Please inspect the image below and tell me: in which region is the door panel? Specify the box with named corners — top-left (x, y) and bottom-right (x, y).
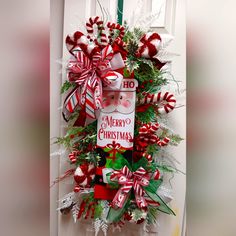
top-left (53, 0), bottom-right (186, 235)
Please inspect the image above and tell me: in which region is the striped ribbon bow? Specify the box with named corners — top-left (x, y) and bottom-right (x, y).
top-left (64, 45), bottom-right (123, 119)
top-left (110, 166), bottom-right (150, 209)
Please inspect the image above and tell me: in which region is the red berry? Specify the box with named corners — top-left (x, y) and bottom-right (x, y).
top-left (70, 135), bottom-right (75, 139)
top-left (141, 85), bottom-right (145, 89)
top-left (149, 79), bottom-right (153, 83)
top-left (124, 212), bottom-right (132, 221)
top-left (137, 218), bottom-right (145, 224)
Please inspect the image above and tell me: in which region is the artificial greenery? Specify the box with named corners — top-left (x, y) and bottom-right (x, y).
top-left (61, 80), bottom-right (76, 94)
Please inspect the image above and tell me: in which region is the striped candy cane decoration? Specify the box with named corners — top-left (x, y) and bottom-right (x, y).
top-left (68, 151), bottom-right (80, 164)
top-left (139, 123), bottom-right (160, 144)
top-left (149, 123), bottom-right (160, 132)
top-left (86, 16), bottom-right (107, 47)
top-left (142, 152), bottom-right (152, 163)
top-left (107, 22), bottom-right (125, 44)
top-left (138, 92), bottom-right (176, 114)
top-left (74, 185), bottom-right (81, 192)
top-left (138, 122), bottom-right (171, 148)
top-left (157, 137), bottom-right (170, 147)
top-left (153, 169), bottom-right (160, 180)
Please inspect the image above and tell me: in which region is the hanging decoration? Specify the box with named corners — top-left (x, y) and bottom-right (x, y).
top-left (54, 13), bottom-right (183, 235)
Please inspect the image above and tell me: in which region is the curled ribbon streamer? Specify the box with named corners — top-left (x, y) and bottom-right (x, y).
top-left (110, 166), bottom-right (151, 209)
top-left (64, 44), bottom-right (123, 119)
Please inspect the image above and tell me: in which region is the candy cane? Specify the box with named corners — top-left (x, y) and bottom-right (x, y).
top-left (153, 169), bottom-right (160, 180)
top-left (74, 185), bottom-right (81, 192)
top-left (68, 151), bottom-right (80, 164)
top-left (86, 16), bottom-right (107, 47)
top-left (138, 92), bottom-right (176, 114)
top-left (138, 122), bottom-right (171, 148)
top-left (157, 137), bottom-right (170, 147)
top-left (142, 152), bottom-right (152, 163)
top-left (107, 22), bottom-right (125, 45)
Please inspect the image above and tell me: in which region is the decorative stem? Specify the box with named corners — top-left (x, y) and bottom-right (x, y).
top-left (117, 0), bottom-right (124, 25)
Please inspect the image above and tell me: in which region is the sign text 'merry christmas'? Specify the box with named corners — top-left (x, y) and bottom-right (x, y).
top-left (98, 115), bottom-right (133, 142)
top-left (101, 115), bottom-right (131, 129)
top-left (97, 129), bottom-right (132, 141)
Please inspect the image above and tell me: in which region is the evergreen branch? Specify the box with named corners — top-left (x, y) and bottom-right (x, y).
top-left (61, 81), bottom-right (76, 94)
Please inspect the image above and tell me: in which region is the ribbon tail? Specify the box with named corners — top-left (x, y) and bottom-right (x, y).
top-left (110, 52), bottom-right (125, 70)
top-left (112, 188), bottom-right (130, 209)
top-left (84, 84), bottom-right (96, 119)
top-left (135, 194), bottom-right (148, 209)
top-left (63, 87), bottom-right (80, 121)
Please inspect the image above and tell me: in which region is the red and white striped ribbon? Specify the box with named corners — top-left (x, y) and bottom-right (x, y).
top-left (110, 166), bottom-right (151, 209)
top-left (86, 16), bottom-right (107, 47)
top-left (138, 92), bottom-right (176, 114)
top-left (64, 45), bottom-right (123, 119)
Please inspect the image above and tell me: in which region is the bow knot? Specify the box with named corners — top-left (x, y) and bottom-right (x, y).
top-left (64, 45), bottom-right (124, 120)
top-left (110, 166), bottom-right (150, 209)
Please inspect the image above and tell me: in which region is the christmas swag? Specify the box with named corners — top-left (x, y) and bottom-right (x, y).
top-left (55, 16), bottom-right (183, 234)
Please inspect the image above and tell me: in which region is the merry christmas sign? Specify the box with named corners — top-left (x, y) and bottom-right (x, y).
top-left (97, 78), bottom-right (138, 150)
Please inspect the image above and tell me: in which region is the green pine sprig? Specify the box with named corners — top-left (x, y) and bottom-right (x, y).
top-left (60, 80), bottom-right (76, 94)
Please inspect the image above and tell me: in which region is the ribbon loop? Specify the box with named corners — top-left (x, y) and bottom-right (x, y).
top-left (64, 44), bottom-right (124, 120)
top-left (110, 166), bottom-right (151, 209)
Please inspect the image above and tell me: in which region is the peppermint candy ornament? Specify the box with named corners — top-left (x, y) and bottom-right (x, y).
top-left (137, 32), bottom-right (162, 58)
top-left (74, 163), bottom-right (96, 187)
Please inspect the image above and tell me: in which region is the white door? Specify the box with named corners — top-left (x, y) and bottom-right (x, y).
top-left (50, 0), bottom-right (186, 235)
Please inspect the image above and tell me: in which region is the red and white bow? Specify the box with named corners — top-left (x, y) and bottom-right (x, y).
top-left (110, 166), bottom-right (151, 209)
top-left (64, 45), bottom-right (123, 119)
